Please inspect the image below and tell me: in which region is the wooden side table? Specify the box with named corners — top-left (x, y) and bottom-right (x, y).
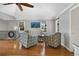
top-left (38, 35), bottom-right (48, 46)
top-left (43, 36), bottom-right (48, 46)
top-left (38, 36), bottom-right (44, 42)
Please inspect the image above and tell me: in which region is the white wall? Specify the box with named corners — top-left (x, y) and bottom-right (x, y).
top-left (7, 20), bottom-right (42, 36)
top-left (0, 12), bottom-right (16, 20)
top-left (57, 4), bottom-right (76, 52)
top-left (7, 20), bottom-right (19, 30)
top-left (0, 20), bottom-right (8, 31)
top-left (46, 20), bottom-right (55, 35)
top-left (6, 20), bottom-right (55, 36)
top-left (59, 10), bottom-right (70, 49)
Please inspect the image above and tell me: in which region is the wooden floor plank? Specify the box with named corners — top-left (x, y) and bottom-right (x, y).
top-left (0, 40), bottom-right (73, 56)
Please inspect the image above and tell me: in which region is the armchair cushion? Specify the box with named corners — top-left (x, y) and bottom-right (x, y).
top-left (19, 31), bottom-right (38, 48)
top-left (48, 32), bottom-right (61, 47)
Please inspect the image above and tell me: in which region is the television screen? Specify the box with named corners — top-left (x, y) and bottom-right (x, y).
top-left (31, 22), bottom-right (40, 28)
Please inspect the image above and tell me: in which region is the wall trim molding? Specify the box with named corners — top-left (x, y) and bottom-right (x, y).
top-left (56, 3), bottom-right (75, 18)
top-left (70, 4), bottom-right (79, 11)
top-left (61, 43), bottom-right (73, 52)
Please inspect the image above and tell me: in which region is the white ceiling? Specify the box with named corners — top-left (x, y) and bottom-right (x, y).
top-left (0, 3), bottom-right (71, 20)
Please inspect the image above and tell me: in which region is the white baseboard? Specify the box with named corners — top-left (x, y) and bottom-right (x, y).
top-left (61, 43), bottom-right (73, 52)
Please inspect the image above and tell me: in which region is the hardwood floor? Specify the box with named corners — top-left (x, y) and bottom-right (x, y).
top-left (0, 40), bottom-right (73, 56)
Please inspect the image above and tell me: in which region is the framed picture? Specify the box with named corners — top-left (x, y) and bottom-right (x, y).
top-left (19, 21), bottom-right (25, 31)
top-left (31, 21), bottom-right (40, 28)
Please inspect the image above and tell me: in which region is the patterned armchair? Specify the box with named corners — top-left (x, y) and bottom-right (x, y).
top-left (47, 32), bottom-right (61, 47)
top-left (19, 31), bottom-right (38, 48)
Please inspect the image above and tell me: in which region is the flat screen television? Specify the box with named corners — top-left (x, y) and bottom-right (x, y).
top-left (31, 22), bottom-right (40, 28)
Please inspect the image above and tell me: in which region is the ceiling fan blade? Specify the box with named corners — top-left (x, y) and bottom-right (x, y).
top-left (21, 3), bottom-right (34, 8)
top-left (16, 4), bottom-right (23, 11)
top-left (3, 3), bottom-right (13, 5)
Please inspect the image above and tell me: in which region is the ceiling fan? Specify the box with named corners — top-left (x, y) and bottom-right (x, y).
top-left (3, 3), bottom-right (34, 11)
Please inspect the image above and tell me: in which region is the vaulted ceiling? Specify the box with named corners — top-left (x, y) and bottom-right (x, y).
top-left (0, 3), bottom-right (71, 20)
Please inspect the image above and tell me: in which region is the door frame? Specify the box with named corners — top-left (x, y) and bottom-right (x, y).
top-left (69, 4), bottom-right (79, 52)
